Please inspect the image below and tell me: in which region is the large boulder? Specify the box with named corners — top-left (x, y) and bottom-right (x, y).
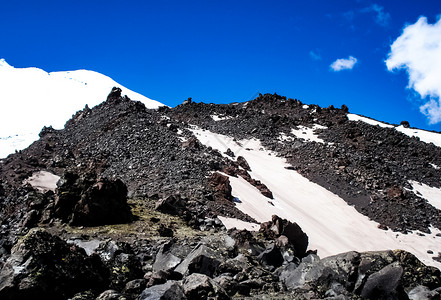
top-left (209, 172), bottom-right (233, 201)
top-left (0, 229), bottom-right (109, 299)
top-left (182, 273), bottom-right (229, 300)
top-left (360, 262), bottom-right (406, 299)
top-left (139, 281), bottom-right (186, 300)
top-left (174, 244), bottom-right (221, 277)
top-left (260, 215), bottom-right (309, 257)
top-left (153, 241), bottom-right (182, 273)
top-left (54, 172), bottom-right (133, 226)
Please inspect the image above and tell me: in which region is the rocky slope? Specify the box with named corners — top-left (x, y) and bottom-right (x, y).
top-left (1, 88), bottom-right (441, 299)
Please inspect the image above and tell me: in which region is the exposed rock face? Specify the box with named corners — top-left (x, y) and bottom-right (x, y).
top-left (54, 172), bottom-right (133, 226)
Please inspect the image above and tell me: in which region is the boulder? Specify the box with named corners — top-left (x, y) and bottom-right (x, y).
top-left (174, 244), bottom-right (221, 277)
top-left (260, 215), bottom-right (308, 257)
top-left (0, 229), bottom-right (108, 299)
top-left (237, 156), bottom-right (251, 171)
top-left (153, 242), bottom-right (182, 273)
top-left (183, 273), bottom-right (229, 300)
top-left (209, 172), bottom-right (233, 201)
top-left (360, 262), bottom-right (406, 299)
top-left (139, 281), bottom-right (186, 300)
top-left (257, 243), bottom-right (284, 269)
top-left (55, 172), bottom-right (132, 226)
top-left (123, 279), bottom-right (147, 295)
top-left (408, 285), bottom-right (439, 300)
top-left (155, 195), bottom-right (186, 216)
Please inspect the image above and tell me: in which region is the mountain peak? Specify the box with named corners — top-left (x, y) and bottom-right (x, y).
top-left (0, 58), bottom-right (12, 68)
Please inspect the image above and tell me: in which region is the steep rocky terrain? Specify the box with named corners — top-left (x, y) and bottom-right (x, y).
top-left (1, 88), bottom-right (441, 299)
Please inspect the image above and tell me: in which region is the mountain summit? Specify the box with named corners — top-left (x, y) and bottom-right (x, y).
top-left (1, 89), bottom-right (441, 299)
top-left (0, 59), bottom-right (164, 158)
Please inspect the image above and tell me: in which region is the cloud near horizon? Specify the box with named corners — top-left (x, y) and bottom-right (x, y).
top-left (386, 17), bottom-right (441, 124)
top-left (330, 56), bottom-right (358, 71)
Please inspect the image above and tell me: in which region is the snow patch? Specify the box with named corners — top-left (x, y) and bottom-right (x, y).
top-left (302, 104), bottom-right (309, 109)
top-left (67, 239), bottom-right (101, 256)
top-left (211, 114), bottom-right (233, 121)
top-left (217, 216), bottom-right (260, 231)
top-left (408, 181), bottom-right (441, 211)
top-left (24, 171), bottom-right (60, 192)
top-left (347, 114), bottom-right (394, 128)
top-left (282, 124), bottom-right (327, 144)
top-left (430, 163), bottom-right (440, 170)
top-left (396, 126), bottom-right (441, 148)
top-left (192, 128), bottom-right (441, 269)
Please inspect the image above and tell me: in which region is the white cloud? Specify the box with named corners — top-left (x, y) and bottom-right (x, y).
top-left (309, 50), bottom-right (321, 61)
top-left (362, 4), bottom-right (391, 27)
top-left (330, 56), bottom-right (358, 71)
top-left (386, 17), bottom-right (441, 124)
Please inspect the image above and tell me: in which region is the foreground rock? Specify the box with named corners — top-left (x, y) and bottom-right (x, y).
top-left (279, 249), bottom-right (441, 299)
top-left (0, 229), bottom-right (108, 299)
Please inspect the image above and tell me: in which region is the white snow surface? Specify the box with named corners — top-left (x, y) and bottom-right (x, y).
top-left (24, 171), bottom-right (60, 192)
top-left (191, 127), bottom-right (441, 268)
top-left (347, 113), bottom-right (441, 148)
top-left (347, 114), bottom-right (394, 128)
top-left (396, 125), bottom-right (441, 148)
top-left (408, 181), bottom-right (441, 211)
top-left (211, 114), bottom-right (233, 121)
top-left (289, 124), bottom-right (327, 144)
top-left (0, 59), bottom-right (164, 158)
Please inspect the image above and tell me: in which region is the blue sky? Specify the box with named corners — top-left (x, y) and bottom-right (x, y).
top-left (1, 0), bottom-right (441, 131)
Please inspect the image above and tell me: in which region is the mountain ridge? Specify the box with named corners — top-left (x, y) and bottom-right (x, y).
top-left (1, 88), bottom-right (441, 299)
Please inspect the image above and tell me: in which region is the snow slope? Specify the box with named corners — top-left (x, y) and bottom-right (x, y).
top-left (191, 127), bottom-right (441, 269)
top-left (0, 59), bottom-right (164, 158)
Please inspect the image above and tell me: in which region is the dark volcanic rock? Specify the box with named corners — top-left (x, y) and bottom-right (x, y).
top-left (260, 215), bottom-right (309, 257)
top-left (182, 273), bottom-right (229, 300)
top-left (0, 229), bottom-right (108, 300)
top-left (54, 172), bottom-right (132, 226)
top-left (139, 280), bottom-right (186, 300)
top-left (209, 172), bottom-right (233, 201)
top-left (360, 262), bottom-right (406, 300)
top-left (174, 244), bottom-right (221, 277)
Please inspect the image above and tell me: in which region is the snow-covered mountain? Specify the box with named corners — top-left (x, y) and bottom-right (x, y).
top-left (0, 59), bottom-right (164, 158)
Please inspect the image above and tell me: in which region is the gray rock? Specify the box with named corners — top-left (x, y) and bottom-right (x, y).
top-left (360, 262), bottom-right (406, 300)
top-left (123, 278), bottom-right (147, 294)
top-left (153, 242), bottom-right (182, 273)
top-left (280, 251), bottom-right (359, 291)
top-left (175, 244), bottom-right (220, 277)
top-left (214, 275), bottom-right (239, 296)
top-left (257, 243), bottom-right (284, 269)
top-left (183, 273), bottom-right (229, 299)
top-left (139, 281), bottom-right (186, 300)
top-left (408, 285), bottom-right (440, 300)
top-left (95, 289), bottom-right (124, 300)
